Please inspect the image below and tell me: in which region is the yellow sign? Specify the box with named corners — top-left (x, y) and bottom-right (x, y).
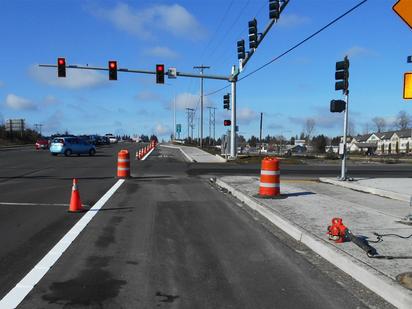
top-left (404, 72), bottom-right (412, 99)
top-left (393, 0), bottom-right (412, 29)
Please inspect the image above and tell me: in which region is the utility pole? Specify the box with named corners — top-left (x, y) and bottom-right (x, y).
top-left (259, 112), bottom-right (263, 142)
top-left (34, 123), bottom-right (43, 136)
top-left (173, 96), bottom-right (176, 140)
top-left (193, 65), bottom-right (210, 148)
top-left (186, 108), bottom-right (194, 141)
top-left (207, 107), bottom-right (216, 145)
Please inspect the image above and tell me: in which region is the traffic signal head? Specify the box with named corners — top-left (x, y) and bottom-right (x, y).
top-left (248, 19), bottom-right (258, 49)
top-left (223, 94), bottom-right (230, 109)
top-left (108, 61), bottom-right (117, 80)
top-left (57, 57), bottom-right (66, 78)
top-left (335, 56), bottom-right (349, 92)
top-left (224, 120), bottom-right (231, 126)
top-left (237, 40), bottom-right (245, 60)
top-left (269, 0), bottom-right (280, 19)
top-left (330, 100), bottom-right (346, 113)
top-left (156, 64), bottom-right (165, 84)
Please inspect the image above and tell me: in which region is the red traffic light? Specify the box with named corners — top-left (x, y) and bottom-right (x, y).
top-left (108, 61), bottom-right (117, 80)
top-left (156, 64), bottom-right (165, 84)
top-left (57, 57), bottom-right (66, 78)
top-left (224, 120), bottom-right (231, 126)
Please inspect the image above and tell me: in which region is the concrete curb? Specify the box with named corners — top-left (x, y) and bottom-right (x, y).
top-left (159, 144), bottom-right (195, 163)
top-left (215, 154), bottom-right (227, 162)
top-left (319, 177), bottom-right (410, 203)
top-left (215, 178), bottom-right (412, 309)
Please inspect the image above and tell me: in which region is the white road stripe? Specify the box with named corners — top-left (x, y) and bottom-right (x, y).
top-left (0, 179), bottom-right (125, 309)
top-left (0, 202), bottom-right (91, 207)
top-left (141, 147), bottom-right (155, 161)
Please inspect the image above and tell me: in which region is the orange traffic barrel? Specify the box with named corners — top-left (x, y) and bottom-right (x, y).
top-left (259, 157), bottom-right (280, 197)
top-left (117, 150), bottom-right (130, 178)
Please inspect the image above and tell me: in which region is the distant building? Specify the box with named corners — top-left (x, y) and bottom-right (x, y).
top-left (349, 129), bottom-right (412, 154)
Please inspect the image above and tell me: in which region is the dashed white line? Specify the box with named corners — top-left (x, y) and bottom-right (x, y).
top-left (0, 179), bottom-right (125, 309)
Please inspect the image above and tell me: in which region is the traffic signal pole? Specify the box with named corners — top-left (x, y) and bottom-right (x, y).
top-left (230, 65), bottom-right (237, 159)
top-left (341, 92), bottom-right (349, 180)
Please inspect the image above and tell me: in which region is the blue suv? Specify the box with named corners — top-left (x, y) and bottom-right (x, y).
top-left (50, 137), bottom-right (96, 156)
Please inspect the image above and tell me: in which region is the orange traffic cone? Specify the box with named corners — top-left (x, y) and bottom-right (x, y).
top-left (69, 178), bottom-right (84, 212)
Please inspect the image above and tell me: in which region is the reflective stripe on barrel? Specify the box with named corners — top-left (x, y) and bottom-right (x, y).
top-left (259, 157), bottom-right (280, 197)
top-left (117, 149), bottom-right (130, 178)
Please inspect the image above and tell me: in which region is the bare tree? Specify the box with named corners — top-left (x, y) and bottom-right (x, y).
top-left (372, 117), bottom-right (386, 133)
top-left (304, 118), bottom-right (316, 140)
top-left (395, 110), bottom-right (411, 130)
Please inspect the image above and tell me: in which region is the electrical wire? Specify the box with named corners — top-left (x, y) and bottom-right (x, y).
top-left (205, 0), bottom-right (368, 97)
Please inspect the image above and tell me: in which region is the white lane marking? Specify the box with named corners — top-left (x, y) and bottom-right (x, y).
top-left (141, 147), bottom-right (155, 161)
top-left (0, 179), bottom-right (125, 309)
top-left (0, 202), bottom-right (90, 207)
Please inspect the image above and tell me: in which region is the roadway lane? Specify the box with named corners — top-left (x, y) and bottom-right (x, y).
top-left (18, 146), bottom-right (374, 308)
top-left (0, 142), bottom-right (145, 301)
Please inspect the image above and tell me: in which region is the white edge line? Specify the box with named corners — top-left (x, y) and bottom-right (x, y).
top-left (0, 179), bottom-right (125, 309)
top-left (215, 178), bottom-right (412, 309)
top-left (141, 147), bottom-right (155, 161)
top-left (159, 145), bottom-right (194, 162)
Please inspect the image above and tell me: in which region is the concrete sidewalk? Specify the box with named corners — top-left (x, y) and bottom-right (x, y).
top-left (215, 176), bottom-right (412, 309)
top-left (320, 177), bottom-right (412, 203)
top-left (160, 144), bottom-right (225, 163)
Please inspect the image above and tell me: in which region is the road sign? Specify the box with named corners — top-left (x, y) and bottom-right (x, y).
top-left (176, 124), bottom-right (181, 133)
top-left (393, 0), bottom-right (412, 29)
top-left (404, 72), bottom-right (412, 99)
top-left (168, 67), bottom-right (177, 79)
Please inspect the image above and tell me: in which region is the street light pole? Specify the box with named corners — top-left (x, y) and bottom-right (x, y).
top-left (230, 65), bottom-right (237, 159)
top-left (341, 92), bottom-right (349, 180)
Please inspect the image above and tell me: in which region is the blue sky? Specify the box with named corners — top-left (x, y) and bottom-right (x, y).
top-left (0, 0), bottom-right (411, 139)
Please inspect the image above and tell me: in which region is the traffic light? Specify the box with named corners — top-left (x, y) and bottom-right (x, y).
top-left (269, 0), bottom-right (280, 19)
top-left (156, 64), bottom-right (165, 84)
top-left (330, 100), bottom-right (346, 113)
top-left (237, 40), bottom-right (245, 60)
top-left (335, 56), bottom-right (349, 93)
top-left (224, 120), bottom-right (231, 126)
top-left (223, 93), bottom-right (230, 109)
top-left (108, 61), bottom-right (117, 80)
top-left (248, 19), bottom-right (258, 49)
top-left (57, 57), bottom-right (66, 78)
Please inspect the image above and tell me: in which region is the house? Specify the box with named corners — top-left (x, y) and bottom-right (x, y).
top-left (348, 129), bottom-right (412, 155)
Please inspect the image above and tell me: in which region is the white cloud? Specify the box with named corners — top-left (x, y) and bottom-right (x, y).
top-left (29, 65), bottom-right (107, 89)
top-left (237, 107), bottom-right (257, 125)
top-left (144, 46), bottom-right (179, 59)
top-left (91, 3), bottom-right (205, 41)
top-left (154, 123), bottom-right (170, 136)
top-left (42, 95), bottom-right (59, 106)
top-left (5, 94), bottom-right (37, 110)
top-left (344, 46), bottom-right (375, 58)
top-left (135, 90), bottom-right (161, 102)
top-left (278, 14), bottom-right (310, 28)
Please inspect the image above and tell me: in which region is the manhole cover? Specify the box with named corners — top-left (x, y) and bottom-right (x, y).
top-left (396, 272), bottom-right (412, 290)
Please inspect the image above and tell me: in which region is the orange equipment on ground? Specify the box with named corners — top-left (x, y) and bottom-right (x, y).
top-left (259, 157), bottom-right (280, 197)
top-left (327, 217), bottom-right (349, 243)
top-left (117, 149), bottom-right (130, 178)
top-left (69, 178), bottom-right (84, 212)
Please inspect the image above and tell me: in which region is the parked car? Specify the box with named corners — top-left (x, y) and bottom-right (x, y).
top-left (35, 138), bottom-right (49, 150)
top-left (105, 134), bottom-right (118, 144)
top-left (49, 137), bottom-right (96, 156)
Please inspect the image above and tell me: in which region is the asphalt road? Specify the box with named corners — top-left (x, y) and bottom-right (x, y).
top-left (0, 144), bottom-right (394, 308)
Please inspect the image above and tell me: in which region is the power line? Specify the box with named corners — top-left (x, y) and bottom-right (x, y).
top-left (238, 0), bottom-right (368, 82)
top-left (205, 0), bottom-right (368, 96)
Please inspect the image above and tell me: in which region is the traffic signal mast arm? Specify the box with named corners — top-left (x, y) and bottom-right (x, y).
top-left (240, 0), bottom-right (290, 73)
top-left (38, 64), bottom-right (230, 81)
